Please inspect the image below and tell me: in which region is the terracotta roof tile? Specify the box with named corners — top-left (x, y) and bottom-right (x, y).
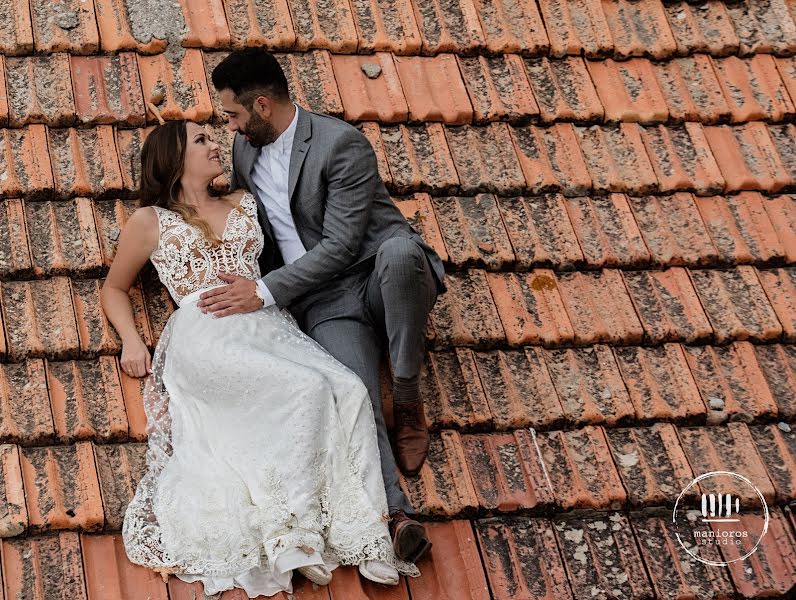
top-left (652, 55), bottom-right (731, 123)
top-left (678, 422), bottom-right (776, 503)
top-left (476, 517), bottom-right (573, 600)
top-left (605, 424), bottom-right (695, 506)
top-left (25, 199), bottom-right (103, 277)
top-left (474, 0), bottom-right (548, 55)
top-left (176, 0), bottom-right (231, 48)
top-left (140, 271), bottom-right (176, 346)
top-left (711, 54), bottom-right (795, 122)
top-left (473, 348), bottom-right (565, 430)
top-left (749, 423), bottom-right (796, 502)
top-left (774, 55), bottom-right (796, 108)
top-left (556, 269), bottom-right (645, 345)
top-left (627, 192), bottom-right (720, 267)
top-left (496, 194), bottom-right (584, 269)
top-left (537, 426), bottom-right (626, 509)
top-left (0, 57), bottom-right (7, 127)
top-left (1, 278), bottom-right (79, 361)
top-left (29, 0), bottom-right (99, 54)
top-left (116, 127), bottom-right (154, 195)
top-left (543, 344), bottom-right (635, 426)
top-left (407, 521), bottom-right (490, 600)
top-left (2, 532), bottom-right (87, 599)
top-left (553, 512), bottom-right (653, 598)
top-left (48, 127), bottom-right (123, 200)
top-left (768, 123), bottom-right (796, 186)
top-left (410, 0), bottom-right (485, 55)
top-left (0, 125), bottom-right (54, 200)
top-left (93, 443), bottom-right (146, 529)
top-left (486, 271), bottom-right (574, 346)
top-left (0, 443), bottom-right (26, 537)
top-left (662, 0), bottom-right (739, 57)
top-left (379, 124), bottom-right (458, 194)
top-left (21, 442), bottom-right (103, 531)
top-left (137, 50), bottom-right (213, 122)
top-left (587, 57), bottom-right (668, 123)
top-left (93, 0), bottom-right (165, 53)
top-left (753, 344), bottom-right (796, 418)
top-left (420, 349), bottom-right (492, 430)
top-left (563, 193), bottom-right (650, 268)
top-left (522, 57), bottom-right (603, 122)
top-left (0, 199), bottom-right (32, 278)
top-left (330, 53), bottom-right (408, 123)
top-left (5, 54), bottom-right (75, 127)
top-left (393, 55), bottom-right (472, 124)
top-left (758, 268), bottom-right (796, 341)
top-left (348, 0), bottom-right (422, 54)
top-left (621, 267), bottom-right (713, 343)
top-left (509, 124), bottom-right (592, 196)
top-left (724, 0), bottom-right (796, 55)
top-left (444, 123), bottom-right (526, 195)
top-left (360, 123), bottom-right (393, 186)
top-left (0, 0), bottom-right (33, 56)
top-left (601, 0), bottom-right (677, 59)
top-left (403, 430), bottom-right (478, 517)
top-left (536, 0), bottom-right (613, 58)
top-left (328, 568), bottom-right (411, 599)
top-left (430, 270), bottom-right (504, 348)
top-left (0, 360), bottom-right (53, 446)
top-left (689, 266), bottom-right (783, 342)
top-left (70, 54), bottom-right (146, 127)
top-left (575, 123), bottom-right (658, 194)
top-left (287, 0), bottom-right (358, 52)
top-left (82, 533), bottom-right (169, 599)
top-left (394, 194), bottom-right (448, 262)
top-left (118, 370), bottom-right (148, 441)
top-left (220, 0), bottom-right (296, 50)
top-left (613, 344), bottom-right (706, 421)
top-left (93, 198), bottom-right (139, 267)
top-left (274, 51), bottom-right (344, 117)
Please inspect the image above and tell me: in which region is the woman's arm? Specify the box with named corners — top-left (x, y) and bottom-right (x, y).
top-left (100, 207), bottom-right (159, 377)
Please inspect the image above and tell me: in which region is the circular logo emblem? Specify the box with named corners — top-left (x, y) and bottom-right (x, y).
top-left (672, 471), bottom-right (769, 566)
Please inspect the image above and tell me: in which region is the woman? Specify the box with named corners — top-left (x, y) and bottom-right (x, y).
top-left (100, 119), bottom-right (419, 598)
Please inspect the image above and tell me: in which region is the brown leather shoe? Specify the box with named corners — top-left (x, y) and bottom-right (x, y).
top-left (389, 511), bottom-right (432, 563)
top-left (393, 401), bottom-right (430, 476)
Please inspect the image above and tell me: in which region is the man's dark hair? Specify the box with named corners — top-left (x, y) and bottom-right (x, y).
top-left (211, 48), bottom-right (291, 108)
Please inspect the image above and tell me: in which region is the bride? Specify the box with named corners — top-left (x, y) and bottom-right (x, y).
top-left (100, 118), bottom-right (419, 598)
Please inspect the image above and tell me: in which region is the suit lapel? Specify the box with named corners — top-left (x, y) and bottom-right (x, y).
top-left (288, 106), bottom-right (312, 212)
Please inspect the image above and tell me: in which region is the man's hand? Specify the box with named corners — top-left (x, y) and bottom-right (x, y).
top-left (197, 273), bottom-right (262, 317)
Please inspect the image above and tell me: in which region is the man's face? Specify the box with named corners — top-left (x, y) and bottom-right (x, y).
top-left (218, 88), bottom-right (278, 148)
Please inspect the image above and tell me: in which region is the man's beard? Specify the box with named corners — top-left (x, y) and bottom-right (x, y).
top-left (241, 112), bottom-right (278, 147)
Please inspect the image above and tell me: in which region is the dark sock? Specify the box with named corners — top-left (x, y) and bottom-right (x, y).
top-left (393, 375), bottom-right (419, 404)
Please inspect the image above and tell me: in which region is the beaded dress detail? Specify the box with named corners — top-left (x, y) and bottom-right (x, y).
top-left (122, 192), bottom-right (418, 598)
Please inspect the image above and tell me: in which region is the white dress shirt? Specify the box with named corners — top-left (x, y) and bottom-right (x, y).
top-left (251, 104), bottom-right (306, 307)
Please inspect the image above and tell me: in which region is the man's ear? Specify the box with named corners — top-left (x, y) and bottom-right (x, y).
top-left (251, 95), bottom-right (272, 119)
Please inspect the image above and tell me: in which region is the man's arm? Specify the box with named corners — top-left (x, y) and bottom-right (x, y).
top-left (228, 133), bottom-right (242, 190)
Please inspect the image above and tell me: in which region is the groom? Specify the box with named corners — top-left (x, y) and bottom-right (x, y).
top-left (199, 48), bottom-right (445, 563)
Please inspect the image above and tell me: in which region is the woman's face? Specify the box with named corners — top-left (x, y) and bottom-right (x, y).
top-left (182, 121), bottom-right (224, 182)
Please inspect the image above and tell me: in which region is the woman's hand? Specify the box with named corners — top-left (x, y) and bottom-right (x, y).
top-left (121, 338), bottom-right (153, 378)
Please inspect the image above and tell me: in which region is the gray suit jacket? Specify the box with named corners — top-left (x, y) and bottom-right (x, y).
top-left (230, 105), bottom-right (446, 309)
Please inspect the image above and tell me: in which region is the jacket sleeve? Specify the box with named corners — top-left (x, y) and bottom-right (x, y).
top-left (229, 133), bottom-right (242, 191)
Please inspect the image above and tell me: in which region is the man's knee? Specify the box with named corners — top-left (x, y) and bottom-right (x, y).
top-left (376, 237), bottom-right (425, 269)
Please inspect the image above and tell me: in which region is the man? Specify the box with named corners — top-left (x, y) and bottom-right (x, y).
top-left (199, 48), bottom-right (445, 564)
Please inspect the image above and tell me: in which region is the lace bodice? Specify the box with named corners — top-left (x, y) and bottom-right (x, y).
top-left (149, 192), bottom-right (263, 304)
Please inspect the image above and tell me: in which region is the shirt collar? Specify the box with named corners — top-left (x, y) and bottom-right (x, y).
top-left (272, 103), bottom-right (299, 155)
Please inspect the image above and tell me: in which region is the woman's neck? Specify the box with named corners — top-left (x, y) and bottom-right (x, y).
top-left (178, 180), bottom-right (214, 208)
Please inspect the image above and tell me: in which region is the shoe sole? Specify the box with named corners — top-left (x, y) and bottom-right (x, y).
top-left (394, 521), bottom-right (433, 563)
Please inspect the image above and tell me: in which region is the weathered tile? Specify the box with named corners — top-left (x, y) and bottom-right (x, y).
top-left (70, 54), bottom-right (146, 127)
top-left (220, 0), bottom-right (295, 49)
top-left (379, 124), bottom-right (459, 194)
top-left (359, 122), bottom-right (392, 186)
top-left (725, 0), bottom-right (796, 55)
top-left (330, 53), bottom-right (408, 123)
top-left (0, 0), bottom-right (34, 55)
top-left (712, 55), bottom-right (795, 122)
top-left (704, 122), bottom-right (791, 192)
top-left (601, 0), bottom-right (677, 59)
top-left (93, 443), bottom-right (146, 529)
top-left (473, 0), bottom-right (548, 54)
top-left (652, 54), bottom-right (732, 123)
top-left (93, 0), bottom-right (167, 52)
top-left (749, 423), bottom-right (796, 502)
top-left (563, 193), bottom-right (650, 268)
top-left (1, 278), bottom-right (79, 361)
top-left (775, 55), bottom-right (796, 110)
top-left (473, 348), bottom-right (566, 430)
top-left (543, 345), bottom-right (635, 426)
top-left (347, 0), bottom-right (422, 53)
top-left (622, 267), bottom-right (713, 343)
top-left (410, 0), bottom-right (485, 55)
top-left (2, 533), bottom-right (87, 599)
top-left (575, 123), bottom-right (659, 194)
top-left (663, 1), bottom-right (739, 56)
top-left (462, 431), bottom-right (553, 512)
top-left (554, 511), bottom-right (653, 600)
top-left (606, 423), bottom-right (695, 506)
top-left (677, 422), bottom-right (776, 504)
top-left (0, 57), bottom-right (7, 126)
top-left (509, 124), bottom-right (592, 196)
top-left (763, 194), bottom-right (796, 264)
top-left (286, 0), bottom-right (358, 52)
top-left (137, 49), bottom-right (214, 122)
top-left (407, 521), bottom-right (490, 600)
top-left (273, 51), bottom-right (344, 117)
top-left (177, 0), bottom-right (231, 48)
top-left (0, 444), bottom-right (26, 537)
top-left (116, 127), bottom-right (155, 195)
top-left (48, 126), bottom-right (124, 199)
top-left (82, 533), bottom-right (169, 599)
top-left (522, 57), bottom-right (603, 122)
top-left (536, 0), bottom-right (613, 58)
top-left (403, 430), bottom-right (478, 517)
top-left (420, 349), bottom-right (492, 430)
top-left (394, 194), bottom-right (448, 263)
top-left (326, 568), bottom-right (409, 600)
top-left (587, 57), bottom-right (668, 122)
top-left (29, 0), bottom-right (99, 53)
top-left (394, 55), bottom-right (473, 124)
top-left (486, 270), bottom-right (574, 346)
top-left (140, 270), bottom-right (177, 346)
top-left (0, 360), bottom-right (53, 446)
top-left (627, 192), bottom-right (720, 267)
top-left (93, 198), bottom-right (140, 267)
top-left (0, 125), bottom-right (55, 200)
top-left (496, 194), bottom-right (584, 270)
top-left (556, 269), bottom-right (645, 345)
top-left (753, 344), bottom-right (796, 419)
top-left (444, 124), bottom-right (526, 195)
top-left (759, 268), bottom-right (796, 340)
top-left (21, 442), bottom-right (104, 531)
top-left (118, 368), bottom-right (148, 441)
top-left (767, 123), bottom-right (796, 187)
top-left (0, 199), bottom-right (32, 278)
top-left (431, 194), bottom-right (513, 270)
top-left (5, 54), bottom-right (75, 127)
top-left (689, 266), bottom-right (783, 343)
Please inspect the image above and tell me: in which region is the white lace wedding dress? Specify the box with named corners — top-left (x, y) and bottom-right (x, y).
top-left (122, 192), bottom-right (419, 597)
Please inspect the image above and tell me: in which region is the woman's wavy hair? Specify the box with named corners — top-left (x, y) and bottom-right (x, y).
top-left (138, 120), bottom-right (246, 245)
